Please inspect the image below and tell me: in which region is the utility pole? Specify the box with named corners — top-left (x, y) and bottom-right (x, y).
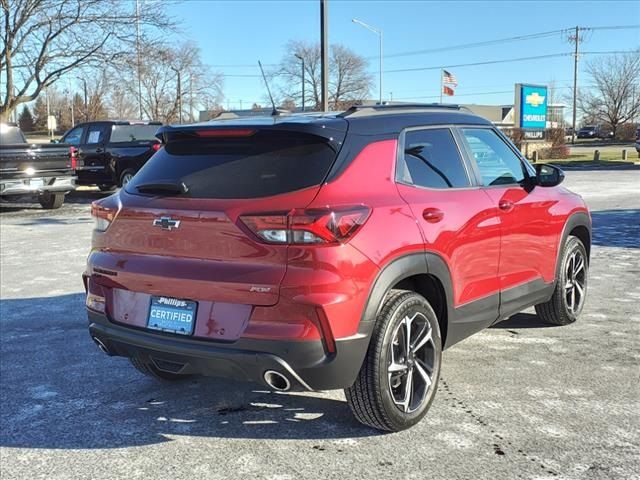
top-left (320, 0), bottom-right (329, 111)
top-left (295, 54), bottom-right (305, 111)
top-left (171, 67), bottom-right (182, 124)
top-left (68, 78), bottom-right (74, 127)
top-left (136, 0), bottom-right (144, 120)
top-left (569, 26), bottom-right (582, 144)
top-left (189, 73), bottom-right (194, 123)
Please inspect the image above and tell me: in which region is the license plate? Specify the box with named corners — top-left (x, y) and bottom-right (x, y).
top-left (147, 296), bottom-right (197, 335)
top-left (29, 179), bottom-right (45, 189)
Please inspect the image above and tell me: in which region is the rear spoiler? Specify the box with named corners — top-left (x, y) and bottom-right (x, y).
top-left (155, 120), bottom-right (348, 148)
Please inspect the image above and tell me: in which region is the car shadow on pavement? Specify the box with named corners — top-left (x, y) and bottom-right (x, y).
top-left (0, 293), bottom-right (380, 450)
top-left (590, 209), bottom-right (640, 249)
top-left (0, 189), bottom-right (111, 214)
top-left (490, 313), bottom-right (556, 329)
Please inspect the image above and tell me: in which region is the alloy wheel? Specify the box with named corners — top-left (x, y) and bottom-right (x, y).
top-left (121, 172), bottom-right (134, 187)
top-left (388, 312), bottom-right (436, 413)
top-left (564, 249), bottom-right (587, 315)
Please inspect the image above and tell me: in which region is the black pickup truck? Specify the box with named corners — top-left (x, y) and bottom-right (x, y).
top-left (59, 120), bottom-right (162, 190)
top-left (0, 123), bottom-right (75, 209)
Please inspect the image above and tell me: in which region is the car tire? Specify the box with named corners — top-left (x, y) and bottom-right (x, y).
top-left (345, 289), bottom-right (442, 432)
top-left (98, 184), bottom-right (116, 192)
top-left (129, 357), bottom-right (191, 381)
top-left (38, 192), bottom-right (65, 209)
top-left (535, 235), bottom-right (588, 326)
top-left (119, 169), bottom-right (135, 188)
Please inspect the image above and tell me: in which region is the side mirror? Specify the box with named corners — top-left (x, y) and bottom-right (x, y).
top-left (50, 139), bottom-right (60, 144)
top-left (535, 163), bottom-right (565, 187)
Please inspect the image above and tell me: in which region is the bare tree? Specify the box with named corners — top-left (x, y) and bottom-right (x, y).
top-left (276, 40), bottom-right (373, 110)
top-left (106, 84), bottom-right (138, 120)
top-left (0, 0), bottom-right (174, 121)
top-left (114, 41), bottom-right (223, 123)
top-left (578, 51), bottom-right (640, 137)
top-left (329, 44), bottom-right (372, 110)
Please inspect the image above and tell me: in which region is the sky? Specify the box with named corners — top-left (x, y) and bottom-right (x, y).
top-left (172, 0), bottom-right (639, 109)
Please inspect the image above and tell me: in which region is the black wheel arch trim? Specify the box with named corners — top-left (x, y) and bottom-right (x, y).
top-left (556, 211), bottom-right (591, 280)
top-left (351, 251), bottom-right (456, 374)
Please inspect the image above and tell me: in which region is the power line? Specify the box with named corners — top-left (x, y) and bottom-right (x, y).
top-left (373, 25), bottom-right (639, 61)
top-left (378, 29), bottom-right (568, 60)
top-left (385, 50), bottom-right (636, 74)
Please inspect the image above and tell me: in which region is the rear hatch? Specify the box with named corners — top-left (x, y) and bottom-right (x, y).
top-left (93, 121), bottom-right (347, 307)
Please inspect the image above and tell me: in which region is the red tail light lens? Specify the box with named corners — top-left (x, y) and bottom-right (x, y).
top-left (240, 206), bottom-right (370, 245)
top-left (69, 146), bottom-right (78, 169)
top-left (151, 143), bottom-right (162, 152)
top-left (91, 202), bottom-right (115, 232)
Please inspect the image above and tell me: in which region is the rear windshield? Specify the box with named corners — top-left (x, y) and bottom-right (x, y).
top-left (110, 124), bottom-right (159, 143)
top-left (126, 130), bottom-right (338, 199)
top-left (0, 126), bottom-right (27, 144)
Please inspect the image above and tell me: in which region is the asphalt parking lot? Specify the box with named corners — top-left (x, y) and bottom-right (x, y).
top-left (1, 167), bottom-right (639, 480)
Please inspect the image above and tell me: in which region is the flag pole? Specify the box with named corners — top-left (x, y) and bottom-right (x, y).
top-left (440, 68), bottom-right (443, 103)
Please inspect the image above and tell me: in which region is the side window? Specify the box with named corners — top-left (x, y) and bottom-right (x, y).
top-left (399, 128), bottom-right (470, 189)
top-left (461, 128), bottom-right (526, 186)
top-left (63, 126), bottom-right (84, 146)
top-left (85, 125), bottom-right (106, 145)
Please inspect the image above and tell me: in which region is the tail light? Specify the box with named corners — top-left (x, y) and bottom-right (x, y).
top-left (69, 146), bottom-right (78, 170)
top-left (151, 143), bottom-right (162, 152)
top-left (91, 202), bottom-right (115, 232)
top-left (85, 276), bottom-right (106, 313)
top-left (240, 206), bottom-right (371, 245)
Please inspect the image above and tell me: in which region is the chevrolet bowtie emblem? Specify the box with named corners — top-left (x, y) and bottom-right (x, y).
top-left (153, 217), bottom-right (181, 231)
top-left (525, 92), bottom-right (545, 107)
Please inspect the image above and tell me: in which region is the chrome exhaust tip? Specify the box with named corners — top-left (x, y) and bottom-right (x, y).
top-left (92, 336), bottom-right (111, 355)
top-left (263, 370), bottom-right (291, 391)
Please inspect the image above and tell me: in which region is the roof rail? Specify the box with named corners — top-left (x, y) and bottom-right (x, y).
top-left (338, 103), bottom-right (467, 118)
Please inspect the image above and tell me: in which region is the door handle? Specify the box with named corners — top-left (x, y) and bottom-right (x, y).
top-left (95, 148), bottom-right (104, 153)
top-left (422, 208), bottom-right (444, 223)
top-left (498, 200), bottom-right (514, 212)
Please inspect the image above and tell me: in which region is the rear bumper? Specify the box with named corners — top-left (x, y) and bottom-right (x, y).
top-left (0, 175), bottom-right (75, 195)
top-left (76, 166), bottom-right (114, 186)
top-left (87, 310), bottom-right (370, 391)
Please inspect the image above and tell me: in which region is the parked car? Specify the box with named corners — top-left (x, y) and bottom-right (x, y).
top-left (84, 104), bottom-right (591, 431)
top-left (577, 125), bottom-right (613, 139)
top-left (59, 120), bottom-right (162, 190)
top-left (0, 123), bottom-right (75, 209)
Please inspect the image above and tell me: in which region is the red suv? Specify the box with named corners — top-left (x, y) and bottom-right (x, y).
top-left (84, 105), bottom-right (591, 431)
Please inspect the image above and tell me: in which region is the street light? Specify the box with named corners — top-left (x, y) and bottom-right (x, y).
top-left (352, 18), bottom-right (383, 105)
top-left (295, 54), bottom-right (305, 112)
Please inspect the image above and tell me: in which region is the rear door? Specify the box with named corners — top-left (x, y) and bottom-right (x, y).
top-left (395, 127), bottom-right (501, 321)
top-left (96, 128), bottom-right (344, 307)
top-left (78, 123), bottom-right (111, 184)
top-left (459, 127), bottom-right (561, 316)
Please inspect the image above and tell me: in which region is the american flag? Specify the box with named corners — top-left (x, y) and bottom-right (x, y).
top-left (442, 70), bottom-right (457, 86)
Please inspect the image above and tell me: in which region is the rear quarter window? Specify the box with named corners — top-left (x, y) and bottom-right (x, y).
top-left (111, 125), bottom-right (160, 143)
top-left (126, 130), bottom-right (338, 199)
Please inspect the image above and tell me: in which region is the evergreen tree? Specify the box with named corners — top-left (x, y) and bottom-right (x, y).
top-left (18, 105), bottom-right (35, 132)
top-left (32, 97), bottom-right (48, 130)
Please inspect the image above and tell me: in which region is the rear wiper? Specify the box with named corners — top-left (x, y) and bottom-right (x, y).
top-left (135, 181), bottom-right (189, 195)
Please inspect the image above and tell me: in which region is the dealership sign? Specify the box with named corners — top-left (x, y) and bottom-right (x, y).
top-left (514, 84), bottom-right (548, 131)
